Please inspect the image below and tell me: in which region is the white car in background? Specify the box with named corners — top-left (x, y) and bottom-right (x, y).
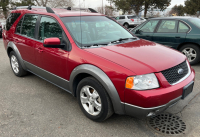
top-left (115, 15), bottom-right (146, 29)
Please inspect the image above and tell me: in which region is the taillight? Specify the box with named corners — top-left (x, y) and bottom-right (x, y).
top-left (131, 19), bottom-right (134, 22)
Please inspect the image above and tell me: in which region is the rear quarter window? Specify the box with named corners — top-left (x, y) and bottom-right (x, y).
top-left (6, 13), bottom-right (21, 31)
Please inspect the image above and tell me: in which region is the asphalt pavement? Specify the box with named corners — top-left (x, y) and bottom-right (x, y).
top-left (0, 39), bottom-right (200, 137)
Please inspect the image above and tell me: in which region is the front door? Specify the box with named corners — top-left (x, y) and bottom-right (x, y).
top-left (152, 20), bottom-right (188, 49)
top-left (134, 20), bottom-right (159, 41)
top-left (34, 16), bottom-right (70, 90)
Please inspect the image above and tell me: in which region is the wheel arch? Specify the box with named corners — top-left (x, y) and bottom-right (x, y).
top-left (69, 64), bottom-right (125, 115)
top-left (177, 42), bottom-right (200, 50)
top-left (7, 42), bottom-right (27, 70)
top-left (123, 22), bottom-right (129, 26)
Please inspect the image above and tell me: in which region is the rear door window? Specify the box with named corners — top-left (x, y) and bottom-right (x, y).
top-left (21, 15), bottom-right (38, 38)
top-left (6, 13), bottom-right (21, 30)
top-left (157, 20), bottom-right (178, 33)
top-left (16, 18), bottom-right (23, 34)
top-left (119, 16), bottom-right (125, 19)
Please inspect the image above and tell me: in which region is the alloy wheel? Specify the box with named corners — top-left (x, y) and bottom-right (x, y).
top-left (80, 85), bottom-right (102, 116)
top-left (182, 48), bottom-right (197, 62)
top-left (11, 55), bottom-right (19, 74)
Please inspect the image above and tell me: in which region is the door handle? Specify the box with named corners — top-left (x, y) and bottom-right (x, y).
top-left (36, 47), bottom-right (44, 53)
top-left (175, 36), bottom-right (180, 39)
top-left (146, 35), bottom-right (150, 37)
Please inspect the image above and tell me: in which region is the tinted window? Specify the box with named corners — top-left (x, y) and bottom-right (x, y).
top-left (127, 16), bottom-right (137, 19)
top-left (16, 18), bottom-right (23, 34)
top-left (157, 20), bottom-right (178, 33)
top-left (116, 16), bottom-right (119, 20)
top-left (119, 16), bottom-right (125, 19)
top-left (6, 13), bottom-right (21, 30)
top-left (21, 15), bottom-right (38, 38)
top-left (140, 20), bottom-right (159, 33)
top-left (189, 18), bottom-right (200, 28)
top-left (39, 16), bottom-right (62, 41)
top-left (178, 22), bottom-right (189, 33)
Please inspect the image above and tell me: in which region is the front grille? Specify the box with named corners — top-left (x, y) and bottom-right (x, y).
top-left (161, 61), bottom-right (189, 85)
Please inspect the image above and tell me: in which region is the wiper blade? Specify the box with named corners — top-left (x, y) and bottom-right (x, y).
top-left (82, 43), bottom-right (108, 48)
top-left (111, 37), bottom-right (137, 43)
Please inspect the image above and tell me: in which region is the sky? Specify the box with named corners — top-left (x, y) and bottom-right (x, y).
top-left (76, 0), bottom-right (185, 9)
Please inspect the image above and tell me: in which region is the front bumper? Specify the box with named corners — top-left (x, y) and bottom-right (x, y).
top-left (123, 68), bottom-right (195, 119)
top-left (124, 96), bottom-right (181, 118)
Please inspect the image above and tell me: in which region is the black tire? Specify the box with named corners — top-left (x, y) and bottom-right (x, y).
top-left (9, 51), bottom-right (27, 77)
top-left (76, 77), bottom-right (113, 122)
top-left (179, 44), bottom-right (200, 65)
top-left (124, 23), bottom-right (129, 29)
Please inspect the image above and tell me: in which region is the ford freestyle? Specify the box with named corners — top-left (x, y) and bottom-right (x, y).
top-left (3, 6), bottom-right (195, 122)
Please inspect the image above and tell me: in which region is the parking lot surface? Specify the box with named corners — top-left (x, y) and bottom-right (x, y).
top-left (0, 39), bottom-right (200, 137)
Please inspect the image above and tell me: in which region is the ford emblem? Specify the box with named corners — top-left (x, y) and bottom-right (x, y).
top-left (178, 68), bottom-right (184, 74)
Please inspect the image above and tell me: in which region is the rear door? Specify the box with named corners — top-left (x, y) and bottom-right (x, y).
top-left (13, 14), bottom-right (38, 64)
top-left (152, 20), bottom-right (188, 49)
top-left (134, 20), bottom-right (160, 41)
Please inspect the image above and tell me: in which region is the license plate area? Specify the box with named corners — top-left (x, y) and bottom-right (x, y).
top-left (182, 81), bottom-right (194, 99)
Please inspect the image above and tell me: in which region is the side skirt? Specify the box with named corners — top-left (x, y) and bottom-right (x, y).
top-left (24, 61), bottom-right (71, 94)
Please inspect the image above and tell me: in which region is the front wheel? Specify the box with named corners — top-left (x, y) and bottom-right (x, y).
top-left (179, 44), bottom-right (200, 65)
top-left (77, 77), bottom-right (113, 122)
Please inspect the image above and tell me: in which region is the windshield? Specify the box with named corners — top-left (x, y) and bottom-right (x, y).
top-left (189, 18), bottom-right (200, 28)
top-left (61, 16), bottom-right (134, 47)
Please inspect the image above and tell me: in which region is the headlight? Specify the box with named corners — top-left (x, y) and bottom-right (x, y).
top-left (125, 73), bottom-right (159, 90)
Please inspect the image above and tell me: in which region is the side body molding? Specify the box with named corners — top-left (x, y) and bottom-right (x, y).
top-left (69, 64), bottom-right (125, 115)
top-left (7, 42), bottom-right (27, 70)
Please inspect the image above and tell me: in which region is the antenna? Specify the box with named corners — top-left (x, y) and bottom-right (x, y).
top-left (79, 0), bottom-right (82, 48)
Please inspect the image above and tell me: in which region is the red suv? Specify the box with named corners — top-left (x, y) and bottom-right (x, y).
top-left (3, 6), bottom-right (195, 122)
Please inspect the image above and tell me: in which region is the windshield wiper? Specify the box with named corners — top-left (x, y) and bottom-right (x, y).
top-left (110, 37), bottom-right (137, 43)
top-left (82, 43), bottom-right (108, 48)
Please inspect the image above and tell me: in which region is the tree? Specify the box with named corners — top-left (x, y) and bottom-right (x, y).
top-left (0, 0), bottom-right (9, 19)
top-left (169, 4), bottom-right (185, 16)
top-left (11, 0), bottom-right (35, 7)
top-left (47, 0), bottom-right (75, 8)
top-left (143, 0), bottom-right (171, 18)
top-left (108, 0), bottom-right (171, 17)
top-left (185, 0), bottom-right (200, 17)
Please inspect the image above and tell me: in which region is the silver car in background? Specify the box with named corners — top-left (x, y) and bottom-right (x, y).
top-left (116, 15), bottom-right (146, 29)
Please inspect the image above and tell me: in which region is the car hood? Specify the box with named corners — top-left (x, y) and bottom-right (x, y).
top-left (84, 39), bottom-right (186, 75)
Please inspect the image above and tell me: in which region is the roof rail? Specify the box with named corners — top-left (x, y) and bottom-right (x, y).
top-left (66, 7), bottom-right (98, 13)
top-left (14, 6), bottom-right (55, 14)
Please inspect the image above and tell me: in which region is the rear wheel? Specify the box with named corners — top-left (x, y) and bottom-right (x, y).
top-left (76, 77), bottom-right (113, 122)
top-left (179, 44), bottom-right (200, 65)
top-left (124, 23), bottom-right (129, 29)
top-left (9, 51), bottom-right (27, 77)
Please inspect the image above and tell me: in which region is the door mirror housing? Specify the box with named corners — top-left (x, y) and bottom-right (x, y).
top-left (43, 38), bottom-right (64, 48)
top-left (135, 29), bottom-right (141, 34)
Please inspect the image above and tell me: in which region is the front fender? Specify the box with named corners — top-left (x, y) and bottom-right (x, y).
top-left (69, 64), bottom-right (125, 115)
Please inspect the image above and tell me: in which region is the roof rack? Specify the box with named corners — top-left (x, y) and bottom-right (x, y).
top-left (66, 7), bottom-right (98, 13)
top-left (14, 6), bottom-right (55, 13)
top-left (14, 6), bottom-right (98, 14)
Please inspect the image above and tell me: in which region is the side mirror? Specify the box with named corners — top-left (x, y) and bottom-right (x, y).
top-left (135, 29), bottom-right (141, 34)
top-left (43, 37), bottom-right (64, 48)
